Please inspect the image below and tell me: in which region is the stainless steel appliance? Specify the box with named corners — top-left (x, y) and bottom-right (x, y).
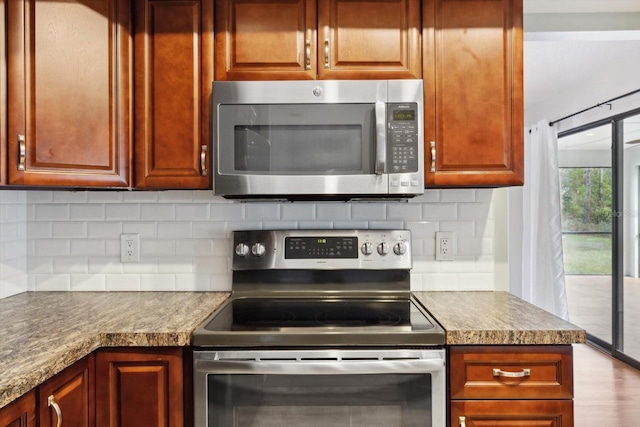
top-left (193, 229), bottom-right (446, 427)
top-left (212, 80), bottom-right (424, 200)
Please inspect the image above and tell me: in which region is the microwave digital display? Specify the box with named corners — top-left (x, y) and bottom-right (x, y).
top-left (392, 110), bottom-right (415, 121)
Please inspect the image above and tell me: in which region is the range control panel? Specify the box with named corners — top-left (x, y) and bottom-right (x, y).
top-left (232, 229), bottom-right (411, 270)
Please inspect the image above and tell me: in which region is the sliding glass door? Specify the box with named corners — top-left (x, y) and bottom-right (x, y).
top-left (559, 109), bottom-right (640, 368)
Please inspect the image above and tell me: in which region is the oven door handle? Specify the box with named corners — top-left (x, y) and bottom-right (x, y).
top-left (195, 358), bottom-right (444, 375)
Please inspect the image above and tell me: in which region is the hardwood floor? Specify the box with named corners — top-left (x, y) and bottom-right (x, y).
top-left (574, 343), bottom-right (640, 426)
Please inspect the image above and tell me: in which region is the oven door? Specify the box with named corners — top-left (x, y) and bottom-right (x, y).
top-left (194, 349), bottom-right (446, 427)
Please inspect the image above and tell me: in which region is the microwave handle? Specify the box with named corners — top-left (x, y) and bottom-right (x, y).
top-left (375, 101), bottom-right (387, 175)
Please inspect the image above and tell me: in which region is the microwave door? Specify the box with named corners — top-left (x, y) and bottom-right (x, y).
top-left (216, 104), bottom-right (389, 197)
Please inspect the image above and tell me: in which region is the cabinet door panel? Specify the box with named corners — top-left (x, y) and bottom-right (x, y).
top-left (319, 0), bottom-right (421, 79)
top-left (134, 0), bottom-right (213, 188)
top-left (38, 355), bottom-right (95, 427)
top-left (215, 0), bottom-right (317, 80)
top-left (96, 348), bottom-right (184, 427)
top-left (0, 0), bottom-right (6, 185)
top-left (424, 0), bottom-right (523, 186)
top-left (0, 391), bottom-right (35, 427)
top-left (7, 0), bottom-right (130, 187)
top-left (451, 400), bottom-right (574, 427)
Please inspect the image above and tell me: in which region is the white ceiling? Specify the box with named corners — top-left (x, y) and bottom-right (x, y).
top-left (523, 0), bottom-right (640, 150)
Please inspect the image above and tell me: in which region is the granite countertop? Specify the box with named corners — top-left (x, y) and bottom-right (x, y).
top-left (1, 290), bottom-right (585, 410)
top-left (0, 291), bottom-right (230, 409)
top-left (414, 291), bottom-right (586, 345)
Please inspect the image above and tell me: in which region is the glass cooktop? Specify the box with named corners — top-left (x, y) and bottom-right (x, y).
top-left (193, 297), bottom-right (446, 347)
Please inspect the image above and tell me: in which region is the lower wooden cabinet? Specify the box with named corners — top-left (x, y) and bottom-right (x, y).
top-left (38, 354), bottom-right (95, 427)
top-left (0, 391), bottom-right (36, 427)
top-left (96, 347), bottom-right (185, 427)
top-left (449, 346), bottom-right (575, 427)
top-left (451, 400), bottom-right (574, 427)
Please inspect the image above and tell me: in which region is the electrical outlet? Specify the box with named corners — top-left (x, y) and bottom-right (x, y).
top-left (120, 233), bottom-right (140, 263)
top-left (435, 231), bottom-right (455, 261)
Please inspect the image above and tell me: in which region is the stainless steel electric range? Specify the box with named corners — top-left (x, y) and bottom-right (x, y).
top-left (193, 229), bottom-right (446, 427)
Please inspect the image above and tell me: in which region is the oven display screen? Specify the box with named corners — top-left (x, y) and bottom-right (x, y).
top-left (285, 237), bottom-right (358, 259)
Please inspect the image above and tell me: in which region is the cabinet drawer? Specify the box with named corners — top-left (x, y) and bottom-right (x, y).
top-left (450, 346), bottom-right (573, 399)
top-left (450, 400), bottom-right (574, 427)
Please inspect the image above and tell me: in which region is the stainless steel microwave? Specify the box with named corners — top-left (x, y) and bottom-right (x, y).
top-left (212, 80), bottom-right (424, 200)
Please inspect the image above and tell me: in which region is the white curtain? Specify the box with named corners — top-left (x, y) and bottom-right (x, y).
top-left (521, 120), bottom-right (569, 320)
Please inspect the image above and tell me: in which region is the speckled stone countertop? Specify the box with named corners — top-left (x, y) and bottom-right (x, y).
top-left (413, 291), bottom-right (586, 345)
top-left (0, 291), bottom-right (229, 409)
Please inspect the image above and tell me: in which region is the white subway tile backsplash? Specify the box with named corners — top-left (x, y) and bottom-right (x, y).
top-left (106, 204), bottom-right (141, 220)
top-left (70, 204), bottom-right (105, 220)
top-left (458, 202), bottom-right (492, 220)
top-left (422, 203), bottom-right (457, 220)
top-left (281, 204), bottom-right (316, 221)
top-left (440, 189), bottom-right (475, 202)
top-left (388, 203), bottom-right (421, 220)
top-left (158, 221), bottom-right (192, 238)
top-left (316, 204), bottom-right (350, 220)
top-left (53, 222), bottom-right (88, 238)
top-left (35, 204), bottom-right (70, 221)
top-left (0, 189), bottom-right (498, 298)
top-left (71, 274), bottom-right (106, 291)
top-left (71, 239), bottom-right (106, 256)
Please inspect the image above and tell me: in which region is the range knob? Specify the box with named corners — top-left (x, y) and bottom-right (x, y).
top-left (377, 242), bottom-right (389, 256)
top-left (235, 243), bottom-right (250, 257)
top-left (394, 241), bottom-right (407, 256)
top-left (251, 242), bottom-right (266, 257)
top-left (361, 242), bottom-right (374, 255)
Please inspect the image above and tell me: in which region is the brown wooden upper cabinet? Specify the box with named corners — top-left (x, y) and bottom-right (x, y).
top-left (6, 0), bottom-right (131, 187)
top-left (134, 0), bottom-right (214, 189)
top-left (423, 0), bottom-right (524, 187)
top-left (215, 0), bottom-right (422, 80)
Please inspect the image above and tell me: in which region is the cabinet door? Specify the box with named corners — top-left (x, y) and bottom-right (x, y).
top-left (215, 0), bottom-right (317, 80)
top-left (0, 0), bottom-right (6, 186)
top-left (134, 0), bottom-right (213, 188)
top-left (450, 400), bottom-right (574, 427)
top-left (6, 0), bottom-right (131, 187)
top-left (38, 355), bottom-right (95, 427)
top-left (423, 0), bottom-right (524, 187)
top-left (318, 0), bottom-right (421, 79)
top-left (0, 391), bottom-right (36, 427)
top-left (96, 348), bottom-right (184, 427)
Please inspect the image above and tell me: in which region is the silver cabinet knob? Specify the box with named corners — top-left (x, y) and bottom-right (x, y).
top-left (377, 242), bottom-right (389, 255)
top-left (235, 243), bottom-right (250, 257)
top-left (394, 241), bottom-right (407, 255)
top-left (361, 242), bottom-right (374, 255)
top-left (251, 242), bottom-right (266, 257)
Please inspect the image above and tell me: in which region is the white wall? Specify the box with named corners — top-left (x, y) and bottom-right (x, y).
top-left (0, 188), bottom-right (500, 297)
top-left (0, 190), bottom-right (27, 298)
top-left (624, 145), bottom-right (640, 278)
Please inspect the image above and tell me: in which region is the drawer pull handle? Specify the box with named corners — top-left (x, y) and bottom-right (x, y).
top-left (324, 38), bottom-right (330, 68)
top-left (493, 368), bottom-right (531, 378)
top-left (48, 395), bottom-right (62, 427)
top-left (459, 416), bottom-right (466, 427)
top-left (305, 39), bottom-right (311, 70)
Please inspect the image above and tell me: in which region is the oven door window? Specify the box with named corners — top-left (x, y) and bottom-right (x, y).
top-left (218, 104), bottom-right (375, 175)
top-left (207, 373), bottom-right (432, 427)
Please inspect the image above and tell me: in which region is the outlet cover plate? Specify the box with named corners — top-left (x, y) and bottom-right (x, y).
top-left (120, 233), bottom-right (140, 263)
top-left (436, 231), bottom-right (455, 261)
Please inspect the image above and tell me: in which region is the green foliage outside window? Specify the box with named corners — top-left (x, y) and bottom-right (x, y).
top-left (559, 168), bottom-right (612, 232)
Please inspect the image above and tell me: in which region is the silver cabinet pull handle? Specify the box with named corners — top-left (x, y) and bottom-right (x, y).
top-left (459, 416), bottom-right (466, 427)
top-left (48, 395), bottom-right (62, 427)
top-left (200, 145), bottom-right (208, 176)
top-left (18, 134), bottom-right (26, 171)
top-left (493, 368), bottom-right (531, 378)
top-left (324, 38), bottom-right (329, 68)
top-left (305, 39), bottom-right (311, 70)
top-left (429, 141), bottom-right (436, 173)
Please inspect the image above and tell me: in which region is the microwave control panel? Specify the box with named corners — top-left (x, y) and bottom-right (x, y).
top-left (387, 103), bottom-right (419, 174)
